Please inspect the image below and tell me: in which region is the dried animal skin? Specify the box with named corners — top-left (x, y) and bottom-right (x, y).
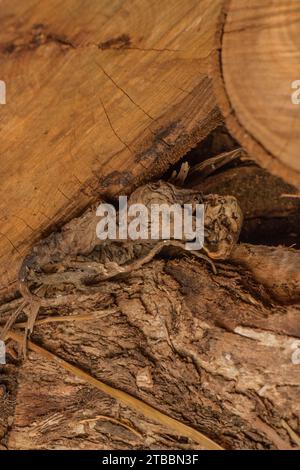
top-left (0, 181), bottom-right (243, 344)
top-left (20, 181), bottom-right (244, 284)
top-left (2, 179), bottom-right (299, 347)
top-left (127, 181), bottom-right (243, 259)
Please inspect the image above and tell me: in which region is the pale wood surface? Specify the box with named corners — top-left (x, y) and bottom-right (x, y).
top-left (0, 0), bottom-right (223, 293)
top-left (1, 0), bottom-right (299, 296)
top-left (215, 0), bottom-right (300, 189)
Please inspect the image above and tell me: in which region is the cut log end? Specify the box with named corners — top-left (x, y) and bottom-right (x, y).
top-left (213, 0), bottom-right (300, 190)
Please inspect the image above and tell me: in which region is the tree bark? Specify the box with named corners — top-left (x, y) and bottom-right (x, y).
top-left (1, 257), bottom-right (300, 450)
top-left (0, 1), bottom-right (299, 452)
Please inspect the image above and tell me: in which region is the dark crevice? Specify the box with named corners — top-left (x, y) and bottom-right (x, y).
top-left (163, 126), bottom-right (300, 248)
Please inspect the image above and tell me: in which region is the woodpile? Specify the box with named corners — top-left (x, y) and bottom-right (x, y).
top-left (0, 0), bottom-right (299, 450)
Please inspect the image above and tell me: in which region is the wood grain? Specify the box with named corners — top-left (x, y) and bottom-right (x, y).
top-left (1, 0), bottom-right (299, 296)
top-left (0, 0), bottom-right (223, 293)
top-left (215, 0), bottom-right (300, 189)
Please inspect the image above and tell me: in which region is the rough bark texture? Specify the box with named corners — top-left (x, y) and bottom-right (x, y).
top-left (1, 131), bottom-right (299, 451)
top-left (1, 1), bottom-right (300, 452)
top-left (1, 257), bottom-right (300, 450)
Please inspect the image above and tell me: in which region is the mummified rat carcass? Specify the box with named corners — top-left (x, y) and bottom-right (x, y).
top-left (0, 181), bottom-right (243, 347)
top-left (1, 180), bottom-right (300, 354)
